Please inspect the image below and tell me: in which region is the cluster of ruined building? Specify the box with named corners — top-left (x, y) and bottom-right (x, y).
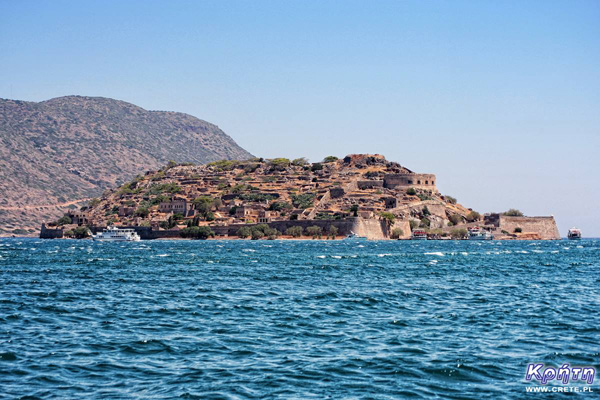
top-left (41, 154), bottom-right (560, 240)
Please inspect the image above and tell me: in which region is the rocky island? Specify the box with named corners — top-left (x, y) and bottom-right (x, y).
top-left (40, 154), bottom-right (560, 240)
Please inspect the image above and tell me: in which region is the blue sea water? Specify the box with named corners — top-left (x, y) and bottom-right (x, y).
top-left (0, 238), bottom-right (598, 399)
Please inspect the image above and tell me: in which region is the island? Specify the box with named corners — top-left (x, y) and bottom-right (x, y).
top-left (40, 154), bottom-right (560, 240)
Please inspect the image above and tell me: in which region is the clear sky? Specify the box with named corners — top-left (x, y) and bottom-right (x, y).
top-left (1, 0), bottom-right (599, 236)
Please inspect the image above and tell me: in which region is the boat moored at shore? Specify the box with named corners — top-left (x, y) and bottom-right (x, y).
top-left (468, 226), bottom-right (493, 240)
top-left (92, 226), bottom-right (141, 242)
top-left (411, 230), bottom-right (428, 240)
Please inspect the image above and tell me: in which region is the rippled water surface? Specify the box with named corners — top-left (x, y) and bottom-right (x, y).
top-left (1, 238), bottom-right (599, 399)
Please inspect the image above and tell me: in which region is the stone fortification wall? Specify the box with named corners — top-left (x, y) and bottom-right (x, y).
top-left (390, 220), bottom-right (411, 239)
top-left (351, 218), bottom-right (388, 240)
top-left (357, 180), bottom-right (384, 190)
top-left (211, 218), bottom-right (376, 239)
top-left (383, 173), bottom-right (437, 190)
top-left (498, 216), bottom-right (560, 240)
top-left (77, 218), bottom-right (393, 240)
top-left (39, 224), bottom-right (64, 239)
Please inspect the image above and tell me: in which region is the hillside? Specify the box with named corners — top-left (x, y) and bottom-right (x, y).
top-left (0, 96), bottom-right (252, 235)
top-left (51, 154), bottom-right (488, 239)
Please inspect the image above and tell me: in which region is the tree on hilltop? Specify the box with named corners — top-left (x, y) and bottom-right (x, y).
top-left (503, 209), bottom-right (524, 217)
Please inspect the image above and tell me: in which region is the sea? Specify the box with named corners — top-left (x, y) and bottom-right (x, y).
top-left (0, 238), bottom-right (598, 399)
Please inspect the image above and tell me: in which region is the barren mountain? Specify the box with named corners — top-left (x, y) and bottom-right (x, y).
top-left (0, 96), bottom-right (252, 235)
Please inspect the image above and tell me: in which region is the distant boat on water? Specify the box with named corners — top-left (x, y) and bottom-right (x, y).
top-left (344, 231), bottom-right (367, 241)
top-left (92, 226), bottom-right (141, 242)
top-left (567, 227), bottom-right (582, 240)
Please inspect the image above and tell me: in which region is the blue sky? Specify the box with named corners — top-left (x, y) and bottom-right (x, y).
top-left (1, 0), bottom-right (599, 236)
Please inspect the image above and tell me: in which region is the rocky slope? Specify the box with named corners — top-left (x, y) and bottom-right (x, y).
top-left (61, 154), bottom-right (479, 239)
top-left (0, 96), bottom-right (252, 235)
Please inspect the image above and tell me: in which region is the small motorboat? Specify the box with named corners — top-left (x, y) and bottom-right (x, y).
top-left (344, 231), bottom-right (367, 241)
top-left (567, 227), bottom-right (582, 240)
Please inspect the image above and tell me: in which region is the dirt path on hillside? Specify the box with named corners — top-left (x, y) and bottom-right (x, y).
top-left (0, 198), bottom-right (91, 211)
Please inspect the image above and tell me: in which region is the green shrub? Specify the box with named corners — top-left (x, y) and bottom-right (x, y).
top-left (230, 184), bottom-right (248, 194)
top-left (311, 163), bottom-right (323, 171)
top-left (291, 193), bottom-right (315, 209)
top-left (306, 225), bottom-right (322, 239)
top-left (73, 226), bottom-right (90, 239)
top-left (419, 218), bottom-right (430, 228)
top-left (268, 158), bottom-right (290, 171)
top-left (504, 209), bottom-right (524, 217)
top-left (180, 226), bottom-right (214, 240)
top-left (391, 228), bottom-right (404, 239)
top-left (445, 196), bottom-right (457, 204)
top-left (350, 204), bottom-right (359, 217)
top-left (450, 228), bottom-right (468, 239)
top-left (417, 193), bottom-right (432, 201)
top-left (172, 212), bottom-right (184, 220)
top-left (379, 212), bottom-right (396, 225)
top-left (135, 207), bottom-right (150, 218)
top-left (269, 201), bottom-right (292, 211)
top-left (264, 227), bottom-right (280, 240)
top-left (409, 220), bottom-right (419, 230)
top-left (240, 193), bottom-right (275, 203)
top-left (406, 188), bottom-right (417, 196)
top-left (160, 215), bottom-right (177, 229)
top-left (322, 156), bottom-right (338, 163)
top-left (243, 163), bottom-right (260, 173)
top-left (193, 196), bottom-right (218, 220)
top-left (88, 198), bottom-right (101, 208)
top-left (149, 195), bottom-right (168, 206)
top-left (449, 214), bottom-right (463, 225)
top-left (466, 211), bottom-right (481, 222)
top-left (285, 226), bottom-right (304, 237)
top-left (56, 215), bottom-right (72, 226)
top-left (207, 160), bottom-right (237, 171)
top-left (251, 229), bottom-right (264, 240)
top-left (328, 225), bottom-right (339, 239)
top-left (292, 158), bottom-right (308, 166)
top-left (237, 226), bottom-right (251, 238)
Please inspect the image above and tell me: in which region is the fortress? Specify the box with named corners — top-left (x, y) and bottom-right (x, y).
top-left (383, 173), bottom-right (437, 191)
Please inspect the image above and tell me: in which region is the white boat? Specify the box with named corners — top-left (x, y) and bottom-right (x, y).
top-left (92, 226), bottom-right (141, 241)
top-left (344, 231), bottom-right (367, 240)
top-left (468, 227), bottom-right (493, 240)
top-left (567, 227), bottom-right (582, 240)
top-left (411, 229), bottom-right (428, 240)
